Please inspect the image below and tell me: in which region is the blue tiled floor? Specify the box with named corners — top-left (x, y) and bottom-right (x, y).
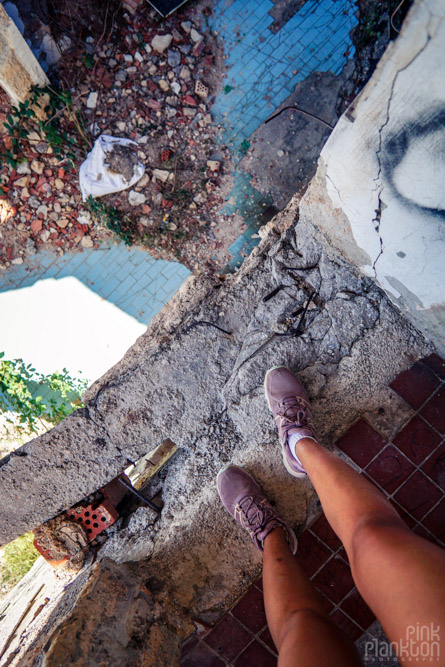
top-left (209, 0), bottom-right (358, 266)
top-left (0, 244), bottom-right (190, 326)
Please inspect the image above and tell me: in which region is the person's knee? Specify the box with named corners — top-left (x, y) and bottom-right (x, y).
top-left (350, 513), bottom-right (406, 571)
top-left (278, 607), bottom-right (328, 649)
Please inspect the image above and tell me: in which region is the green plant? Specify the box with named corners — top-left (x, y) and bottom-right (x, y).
top-left (0, 532), bottom-right (39, 594)
top-left (0, 352), bottom-right (88, 435)
top-left (86, 196), bottom-right (135, 245)
top-left (1, 85), bottom-right (90, 169)
top-left (81, 52), bottom-right (95, 68)
top-left (239, 139), bottom-right (250, 154)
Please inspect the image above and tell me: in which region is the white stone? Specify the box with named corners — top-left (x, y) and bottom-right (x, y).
top-left (124, 54), bottom-right (133, 62)
top-left (151, 34), bottom-right (173, 53)
top-left (41, 34), bottom-right (61, 64)
top-left (81, 235), bottom-right (94, 248)
top-left (171, 81), bottom-right (181, 95)
top-left (144, 44), bottom-right (152, 54)
top-left (31, 160), bottom-right (44, 174)
top-left (181, 21), bottom-right (191, 33)
top-left (179, 66), bottom-right (190, 80)
top-left (128, 190), bottom-right (146, 206)
top-left (206, 160), bottom-right (220, 172)
top-left (159, 79), bottom-right (169, 92)
top-left (17, 162), bottom-right (31, 174)
top-left (11, 256), bottom-right (23, 264)
top-left (117, 121), bottom-right (126, 132)
top-left (190, 29), bottom-right (202, 43)
top-left (86, 92), bottom-right (98, 109)
top-left (134, 51), bottom-right (143, 63)
top-left (152, 169), bottom-right (169, 183)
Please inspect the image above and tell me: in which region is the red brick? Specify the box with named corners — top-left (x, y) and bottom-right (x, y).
top-left (204, 614), bottom-right (252, 662)
top-left (234, 639), bottom-right (276, 666)
top-left (365, 444), bottom-right (415, 494)
top-left (422, 499), bottom-right (445, 542)
top-left (340, 588), bottom-right (375, 631)
top-left (330, 609), bottom-right (363, 641)
top-left (393, 471), bottom-right (442, 520)
top-left (231, 585), bottom-right (267, 634)
top-left (420, 389), bottom-right (445, 434)
top-left (390, 362), bottom-right (439, 409)
top-left (309, 513), bottom-right (342, 551)
top-left (336, 419), bottom-right (386, 467)
top-left (296, 530), bottom-right (331, 577)
top-left (393, 415), bottom-right (441, 465)
top-left (312, 555), bottom-right (355, 604)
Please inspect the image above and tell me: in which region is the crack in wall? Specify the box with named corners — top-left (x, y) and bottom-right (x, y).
top-left (372, 23), bottom-right (433, 276)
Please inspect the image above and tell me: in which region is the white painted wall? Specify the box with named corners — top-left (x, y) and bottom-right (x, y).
top-left (300, 0), bottom-right (445, 354)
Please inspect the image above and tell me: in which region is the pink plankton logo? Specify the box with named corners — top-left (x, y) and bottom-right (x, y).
top-left (364, 624), bottom-right (440, 662)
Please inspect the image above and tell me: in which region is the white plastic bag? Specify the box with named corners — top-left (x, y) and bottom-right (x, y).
top-left (79, 134), bottom-right (145, 200)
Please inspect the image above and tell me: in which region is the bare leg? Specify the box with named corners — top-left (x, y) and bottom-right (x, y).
top-left (263, 527), bottom-right (363, 666)
top-left (295, 437), bottom-right (445, 666)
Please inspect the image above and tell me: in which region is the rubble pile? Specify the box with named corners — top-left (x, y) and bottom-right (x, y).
top-left (0, 4), bottom-right (237, 273)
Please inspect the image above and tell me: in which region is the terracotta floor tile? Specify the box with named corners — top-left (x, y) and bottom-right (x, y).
top-left (258, 627), bottom-right (277, 655)
top-left (393, 471), bottom-right (442, 519)
top-left (181, 641), bottom-right (226, 667)
top-left (330, 609), bottom-right (364, 642)
top-left (181, 635), bottom-right (199, 659)
top-left (422, 499), bottom-right (445, 543)
top-left (421, 354), bottom-right (445, 380)
top-left (234, 639), bottom-right (277, 666)
top-left (231, 585), bottom-right (267, 634)
top-left (340, 588), bottom-right (375, 631)
top-left (312, 554), bottom-right (355, 604)
top-left (421, 442), bottom-right (445, 490)
top-left (309, 513), bottom-right (342, 551)
top-left (296, 530), bottom-right (331, 577)
top-left (365, 444), bottom-right (415, 494)
top-left (412, 523), bottom-right (441, 546)
top-left (204, 614), bottom-right (252, 662)
top-left (390, 362), bottom-right (440, 410)
top-left (420, 389), bottom-right (445, 434)
top-left (393, 415), bottom-right (441, 464)
top-left (336, 419), bottom-right (386, 467)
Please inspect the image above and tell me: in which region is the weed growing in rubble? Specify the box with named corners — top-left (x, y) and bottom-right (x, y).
top-left (85, 196), bottom-right (134, 246)
top-left (0, 353), bottom-right (88, 436)
top-left (1, 85), bottom-right (90, 169)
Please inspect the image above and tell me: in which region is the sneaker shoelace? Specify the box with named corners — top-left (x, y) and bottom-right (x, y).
top-left (278, 395), bottom-right (312, 427)
top-left (237, 495), bottom-right (276, 539)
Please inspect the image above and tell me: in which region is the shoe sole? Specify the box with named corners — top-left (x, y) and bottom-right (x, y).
top-left (264, 366), bottom-right (307, 480)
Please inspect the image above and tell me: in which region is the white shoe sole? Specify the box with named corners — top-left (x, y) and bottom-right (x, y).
top-left (264, 366), bottom-right (308, 479)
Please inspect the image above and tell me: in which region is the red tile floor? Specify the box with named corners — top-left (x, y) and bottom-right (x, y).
top-left (181, 354), bottom-right (445, 666)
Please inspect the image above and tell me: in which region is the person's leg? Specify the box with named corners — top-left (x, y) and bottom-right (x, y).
top-left (264, 366), bottom-right (445, 665)
top-left (263, 527), bottom-right (362, 666)
top-left (217, 465), bottom-right (362, 667)
top-left (295, 437), bottom-right (445, 663)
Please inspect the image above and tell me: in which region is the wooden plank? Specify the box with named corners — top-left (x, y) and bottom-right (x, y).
top-left (127, 439), bottom-right (177, 490)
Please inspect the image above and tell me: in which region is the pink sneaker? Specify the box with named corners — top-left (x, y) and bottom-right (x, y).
top-left (264, 366), bottom-right (318, 478)
top-left (217, 464), bottom-right (297, 554)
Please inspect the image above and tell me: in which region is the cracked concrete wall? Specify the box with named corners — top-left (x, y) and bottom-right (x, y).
top-left (0, 4), bottom-right (48, 104)
top-left (0, 197), bottom-right (432, 664)
top-left (299, 0), bottom-right (445, 356)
